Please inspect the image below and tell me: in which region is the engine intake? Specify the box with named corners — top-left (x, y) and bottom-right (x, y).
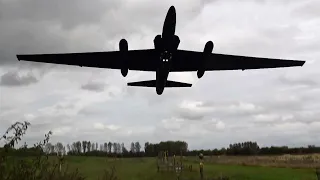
top-left (154, 35), bottom-right (163, 51)
top-left (119, 39), bottom-right (129, 77)
top-left (197, 41), bottom-right (214, 78)
top-left (173, 35), bottom-right (180, 50)
top-left (204, 41), bottom-right (214, 54)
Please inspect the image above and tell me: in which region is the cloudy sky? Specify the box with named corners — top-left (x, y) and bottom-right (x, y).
top-left (1, 0), bottom-right (320, 150)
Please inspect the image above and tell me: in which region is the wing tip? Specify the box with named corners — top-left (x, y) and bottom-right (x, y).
top-left (287, 60), bottom-right (305, 67)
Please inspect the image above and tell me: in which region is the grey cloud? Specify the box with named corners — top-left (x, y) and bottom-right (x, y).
top-left (0, 0), bottom-right (121, 67)
top-left (257, 94), bottom-right (316, 113)
top-left (0, 106), bottom-right (12, 113)
top-left (1, 0), bottom-right (123, 30)
top-left (27, 115), bottom-right (74, 132)
top-left (252, 110), bottom-right (320, 126)
top-left (178, 111), bottom-right (207, 121)
top-left (0, 49), bottom-right (15, 67)
top-left (291, 0), bottom-right (320, 20)
top-left (78, 108), bottom-right (100, 116)
top-left (55, 103), bottom-right (75, 110)
top-left (175, 100), bottom-right (265, 121)
top-left (278, 73), bottom-right (318, 87)
top-left (0, 110), bottom-right (84, 145)
top-left (81, 81), bottom-right (107, 92)
top-left (78, 102), bottom-right (107, 116)
top-left (0, 71), bottom-right (38, 86)
top-left (221, 26), bottom-right (301, 58)
top-left (1, 22), bottom-right (66, 66)
top-left (174, 89), bottom-right (320, 127)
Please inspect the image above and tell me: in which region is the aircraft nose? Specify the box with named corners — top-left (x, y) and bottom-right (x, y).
top-left (169, 6), bottom-right (176, 14)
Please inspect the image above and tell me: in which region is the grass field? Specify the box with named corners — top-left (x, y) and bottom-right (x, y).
top-left (56, 156), bottom-right (318, 180)
top-left (188, 154), bottom-right (320, 168)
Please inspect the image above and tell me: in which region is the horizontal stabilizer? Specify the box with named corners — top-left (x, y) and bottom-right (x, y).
top-left (127, 80), bottom-right (192, 87)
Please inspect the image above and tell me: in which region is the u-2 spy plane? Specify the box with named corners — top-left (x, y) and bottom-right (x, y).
top-left (17, 6), bottom-right (305, 95)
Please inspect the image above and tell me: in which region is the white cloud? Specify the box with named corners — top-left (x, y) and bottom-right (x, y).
top-left (93, 123), bottom-right (105, 130)
top-left (253, 114), bottom-right (280, 123)
top-left (215, 121), bottom-right (225, 130)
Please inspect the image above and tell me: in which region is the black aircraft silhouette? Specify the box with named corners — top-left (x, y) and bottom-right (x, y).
top-left (17, 6), bottom-right (305, 95)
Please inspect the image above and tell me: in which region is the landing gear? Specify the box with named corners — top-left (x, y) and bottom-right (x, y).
top-left (160, 51), bottom-right (172, 62)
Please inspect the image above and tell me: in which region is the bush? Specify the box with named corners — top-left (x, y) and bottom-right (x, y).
top-left (0, 121), bottom-right (118, 180)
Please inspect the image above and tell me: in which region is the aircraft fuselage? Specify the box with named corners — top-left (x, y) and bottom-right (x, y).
top-left (155, 6), bottom-right (178, 95)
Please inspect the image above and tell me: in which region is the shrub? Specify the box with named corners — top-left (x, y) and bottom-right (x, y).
top-left (0, 121), bottom-right (118, 180)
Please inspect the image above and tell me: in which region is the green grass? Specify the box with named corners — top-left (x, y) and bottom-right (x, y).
top-left (56, 156), bottom-right (317, 180)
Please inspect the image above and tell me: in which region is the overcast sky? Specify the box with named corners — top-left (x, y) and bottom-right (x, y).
top-left (1, 0), bottom-right (320, 150)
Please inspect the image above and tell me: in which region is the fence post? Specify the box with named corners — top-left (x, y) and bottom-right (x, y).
top-left (199, 153), bottom-right (204, 180)
top-left (57, 151), bottom-right (64, 173)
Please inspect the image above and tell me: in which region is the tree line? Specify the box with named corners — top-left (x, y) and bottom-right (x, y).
top-left (2, 140), bottom-right (320, 157)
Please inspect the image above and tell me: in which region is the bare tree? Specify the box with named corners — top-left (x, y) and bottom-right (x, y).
top-left (108, 142), bottom-right (112, 153)
top-left (87, 141), bottom-right (91, 152)
top-left (44, 142), bottom-right (54, 154)
top-left (66, 143), bottom-right (71, 153)
top-left (82, 141), bottom-right (87, 153)
top-left (113, 142), bottom-right (117, 153)
top-left (103, 143), bottom-right (107, 152)
top-left (121, 143), bottom-right (128, 154)
top-left (75, 141), bottom-right (81, 154)
top-left (91, 142), bottom-right (95, 151)
top-left (135, 142), bottom-right (141, 153)
top-left (130, 142), bottom-right (135, 153)
top-left (55, 142), bottom-right (65, 155)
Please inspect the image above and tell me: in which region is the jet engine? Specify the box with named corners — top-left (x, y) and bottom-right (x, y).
top-left (154, 35), bottom-right (163, 51)
top-left (173, 35), bottom-right (180, 50)
top-left (119, 39), bottom-right (128, 77)
top-left (197, 41), bottom-right (214, 78)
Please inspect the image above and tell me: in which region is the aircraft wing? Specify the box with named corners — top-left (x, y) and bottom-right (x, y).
top-left (171, 50), bottom-right (305, 72)
top-left (17, 49), bottom-right (158, 71)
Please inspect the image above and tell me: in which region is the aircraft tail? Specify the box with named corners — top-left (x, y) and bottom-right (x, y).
top-left (127, 80), bottom-right (192, 87)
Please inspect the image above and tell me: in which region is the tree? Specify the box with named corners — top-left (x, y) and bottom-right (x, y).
top-left (87, 141), bottom-right (91, 152)
top-left (75, 141), bottom-right (81, 154)
top-left (135, 142), bottom-right (141, 153)
top-left (121, 143), bottom-right (128, 154)
top-left (144, 142), bottom-right (149, 152)
top-left (91, 142), bottom-right (95, 151)
top-left (44, 143), bottom-right (54, 154)
top-left (104, 143), bottom-right (108, 152)
top-left (66, 144), bottom-right (71, 153)
top-left (113, 142), bottom-right (117, 153)
top-left (108, 142), bottom-right (112, 153)
top-left (82, 141), bottom-right (87, 153)
top-left (54, 142), bottom-right (65, 155)
top-left (50, 143), bottom-right (55, 154)
top-left (117, 143), bottom-right (121, 154)
top-left (130, 142), bottom-right (135, 153)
